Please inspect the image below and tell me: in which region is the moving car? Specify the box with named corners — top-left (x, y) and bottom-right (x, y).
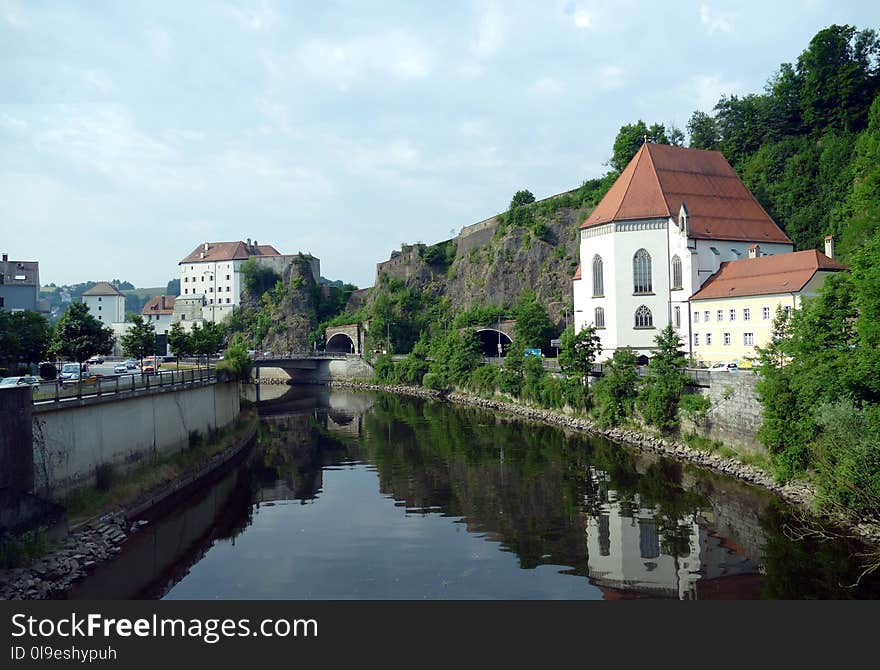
top-left (124, 360), bottom-right (139, 370)
top-left (114, 364), bottom-right (128, 374)
top-left (0, 376), bottom-right (41, 388)
top-left (87, 356), bottom-right (104, 365)
top-left (59, 363), bottom-right (85, 380)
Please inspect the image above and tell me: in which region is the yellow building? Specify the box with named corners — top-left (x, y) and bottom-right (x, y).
top-left (688, 243), bottom-right (846, 366)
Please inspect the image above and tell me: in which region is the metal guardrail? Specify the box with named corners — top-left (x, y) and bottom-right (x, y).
top-left (31, 368), bottom-right (218, 405)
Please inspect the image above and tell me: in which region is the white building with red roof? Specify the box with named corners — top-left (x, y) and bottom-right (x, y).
top-left (573, 143), bottom-right (794, 359)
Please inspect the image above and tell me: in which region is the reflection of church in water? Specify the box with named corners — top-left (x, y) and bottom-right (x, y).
top-left (584, 495), bottom-right (762, 600)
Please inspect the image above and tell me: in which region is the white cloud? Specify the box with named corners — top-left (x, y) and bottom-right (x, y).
top-left (298, 31), bottom-right (432, 90)
top-left (224, 1), bottom-right (279, 32)
top-left (80, 69), bottom-right (114, 96)
top-left (699, 4), bottom-right (734, 35)
top-left (530, 77), bottom-right (565, 96)
top-left (471, 3), bottom-right (506, 59)
top-left (0, 113), bottom-right (27, 133)
top-left (574, 11), bottom-right (592, 29)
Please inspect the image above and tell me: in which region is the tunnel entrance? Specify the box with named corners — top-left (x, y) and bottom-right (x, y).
top-left (476, 329), bottom-right (512, 357)
top-left (326, 333), bottom-right (356, 354)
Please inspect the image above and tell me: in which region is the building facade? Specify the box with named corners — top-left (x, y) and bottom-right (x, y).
top-left (82, 282), bottom-right (126, 324)
top-left (573, 143), bottom-right (793, 360)
top-left (141, 295), bottom-right (176, 355)
top-left (0, 253), bottom-right (40, 312)
top-left (689, 245), bottom-right (846, 365)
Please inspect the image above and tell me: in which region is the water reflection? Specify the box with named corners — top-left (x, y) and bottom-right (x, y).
top-left (70, 386), bottom-right (880, 599)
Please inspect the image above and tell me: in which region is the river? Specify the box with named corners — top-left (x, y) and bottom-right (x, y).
top-left (66, 386), bottom-right (880, 600)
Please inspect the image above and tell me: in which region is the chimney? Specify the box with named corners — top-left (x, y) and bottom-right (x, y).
top-left (824, 235), bottom-right (834, 259)
top-left (1, 253), bottom-right (7, 262)
top-left (749, 244), bottom-right (760, 259)
top-left (253, 239), bottom-right (258, 248)
top-left (246, 238), bottom-right (251, 246)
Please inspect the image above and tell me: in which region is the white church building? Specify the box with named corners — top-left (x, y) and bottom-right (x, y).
top-left (573, 143), bottom-right (793, 360)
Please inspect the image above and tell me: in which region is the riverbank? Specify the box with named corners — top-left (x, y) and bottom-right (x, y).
top-left (0, 409), bottom-right (258, 600)
top-left (329, 380), bottom-right (880, 547)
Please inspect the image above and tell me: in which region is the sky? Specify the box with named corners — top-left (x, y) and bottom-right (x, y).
top-left (2, 1), bottom-right (879, 289)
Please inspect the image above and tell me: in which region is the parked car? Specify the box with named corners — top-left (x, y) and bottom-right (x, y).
top-left (0, 376), bottom-right (41, 388)
top-left (710, 361), bottom-right (739, 372)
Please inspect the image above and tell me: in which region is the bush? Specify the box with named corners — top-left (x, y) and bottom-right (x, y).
top-left (679, 393), bottom-right (711, 424)
top-left (0, 528), bottom-right (49, 569)
top-left (373, 354), bottom-right (396, 383)
top-left (422, 372), bottom-right (445, 390)
top-left (592, 348), bottom-right (639, 427)
top-left (189, 429), bottom-right (203, 449)
top-left (39, 362), bottom-right (57, 380)
top-left (470, 365), bottom-right (500, 394)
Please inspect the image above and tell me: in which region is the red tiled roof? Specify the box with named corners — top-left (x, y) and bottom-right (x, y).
top-left (82, 281), bottom-right (124, 296)
top-left (179, 241), bottom-right (280, 264)
top-left (690, 250), bottom-right (846, 301)
top-left (572, 263), bottom-right (582, 280)
top-left (141, 295), bottom-right (176, 315)
top-left (581, 144), bottom-right (791, 244)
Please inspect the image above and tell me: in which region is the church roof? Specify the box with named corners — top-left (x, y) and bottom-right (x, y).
top-left (690, 250), bottom-right (846, 301)
top-left (581, 143), bottom-right (791, 244)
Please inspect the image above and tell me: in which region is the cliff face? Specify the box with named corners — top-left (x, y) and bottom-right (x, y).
top-left (361, 200), bottom-right (586, 326)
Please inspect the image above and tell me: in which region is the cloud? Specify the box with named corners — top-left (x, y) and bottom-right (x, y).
top-left (224, 1), bottom-right (279, 32)
top-left (573, 10), bottom-right (592, 29)
top-left (530, 77), bottom-right (565, 96)
top-left (145, 26), bottom-right (172, 60)
top-left (699, 4), bottom-right (734, 35)
top-left (471, 3), bottom-right (506, 59)
top-left (298, 31), bottom-right (432, 90)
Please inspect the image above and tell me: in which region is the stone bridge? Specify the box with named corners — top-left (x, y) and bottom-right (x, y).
top-left (325, 323), bottom-right (363, 355)
top-left (252, 354), bottom-right (374, 390)
top-left (465, 319), bottom-right (517, 357)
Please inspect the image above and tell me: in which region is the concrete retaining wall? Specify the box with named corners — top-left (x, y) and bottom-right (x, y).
top-left (31, 382), bottom-right (241, 496)
top-left (0, 386), bottom-right (34, 492)
top-left (682, 373), bottom-right (764, 454)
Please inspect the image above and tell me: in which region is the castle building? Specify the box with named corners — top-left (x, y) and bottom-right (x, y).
top-left (573, 143), bottom-right (793, 359)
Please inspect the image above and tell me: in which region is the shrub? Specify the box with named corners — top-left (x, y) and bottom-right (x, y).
top-left (189, 429), bottom-right (203, 449)
top-left (373, 354), bottom-right (396, 383)
top-left (470, 365), bottom-right (500, 394)
top-left (39, 362), bottom-right (57, 380)
top-left (592, 348), bottom-right (639, 427)
top-left (422, 372), bottom-right (445, 390)
top-left (679, 393), bottom-right (711, 424)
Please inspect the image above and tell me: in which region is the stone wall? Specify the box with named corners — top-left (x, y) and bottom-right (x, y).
top-left (31, 382), bottom-right (241, 497)
top-left (682, 372), bottom-right (764, 454)
top-left (254, 254), bottom-right (320, 283)
top-left (456, 217), bottom-right (499, 255)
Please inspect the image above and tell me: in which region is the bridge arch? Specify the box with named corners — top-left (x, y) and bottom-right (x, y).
top-left (474, 328), bottom-right (513, 357)
top-left (326, 332), bottom-right (356, 354)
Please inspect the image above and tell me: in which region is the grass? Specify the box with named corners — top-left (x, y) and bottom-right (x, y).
top-left (683, 431), bottom-right (772, 472)
top-left (59, 408), bottom-right (257, 524)
top-left (0, 528), bottom-right (52, 569)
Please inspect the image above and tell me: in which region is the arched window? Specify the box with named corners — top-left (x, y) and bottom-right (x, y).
top-left (635, 305), bottom-right (653, 329)
top-left (633, 249), bottom-right (652, 294)
top-left (671, 255), bottom-right (683, 290)
top-left (592, 255), bottom-right (604, 297)
top-left (594, 307), bottom-right (605, 328)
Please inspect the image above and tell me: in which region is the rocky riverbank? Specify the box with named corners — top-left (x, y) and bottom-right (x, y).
top-left (329, 380), bottom-right (880, 547)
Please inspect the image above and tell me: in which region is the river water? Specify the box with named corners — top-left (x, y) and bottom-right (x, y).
top-left (67, 386), bottom-right (880, 600)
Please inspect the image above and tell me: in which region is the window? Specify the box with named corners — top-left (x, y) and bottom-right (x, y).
top-left (744, 332), bottom-right (755, 346)
top-left (633, 249), bottom-right (652, 294)
top-left (634, 305), bottom-right (653, 328)
top-left (762, 307), bottom-right (771, 320)
top-left (674, 306), bottom-right (681, 328)
top-left (226, 274), bottom-right (231, 281)
top-left (201, 276), bottom-right (204, 282)
top-left (743, 308), bottom-right (751, 321)
top-left (783, 306), bottom-right (792, 316)
top-left (97, 305), bottom-right (101, 311)
top-left (98, 316), bottom-right (102, 321)
top-left (693, 311), bottom-right (699, 323)
top-left (184, 277), bottom-right (188, 283)
top-left (226, 298), bottom-right (230, 304)
top-left (594, 306), bottom-right (605, 328)
top-left (639, 519), bottom-right (660, 559)
top-left (706, 333), bottom-right (712, 345)
top-left (208, 286), bottom-right (213, 292)
top-left (694, 333), bottom-right (699, 346)
top-left (181, 314), bottom-right (186, 320)
top-left (717, 309), bottom-right (723, 322)
top-left (704, 310), bottom-right (710, 322)
top-left (98, 297), bottom-right (102, 302)
top-left (226, 286), bottom-right (231, 292)
top-left (729, 309), bottom-right (736, 321)
top-left (671, 255), bottom-right (682, 290)
top-left (592, 255), bottom-right (604, 297)
top-left (724, 332), bottom-right (731, 345)
top-left (184, 288), bottom-right (188, 294)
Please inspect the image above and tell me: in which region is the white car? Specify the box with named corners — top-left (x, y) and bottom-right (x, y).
top-left (114, 364), bottom-right (128, 374)
top-left (710, 361), bottom-right (739, 372)
top-left (0, 376), bottom-right (41, 388)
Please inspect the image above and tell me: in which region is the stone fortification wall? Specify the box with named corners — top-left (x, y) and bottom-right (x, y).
top-left (31, 382), bottom-right (241, 496)
top-left (254, 254), bottom-right (320, 283)
top-left (682, 372), bottom-right (765, 454)
top-left (456, 216), bottom-right (499, 255)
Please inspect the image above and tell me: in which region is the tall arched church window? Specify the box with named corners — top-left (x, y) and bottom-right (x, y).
top-left (592, 255), bottom-right (604, 297)
top-left (671, 255), bottom-right (683, 290)
top-left (633, 249), bottom-right (652, 294)
top-left (634, 305), bottom-right (653, 329)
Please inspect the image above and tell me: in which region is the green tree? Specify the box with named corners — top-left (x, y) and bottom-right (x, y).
top-left (592, 348), bottom-right (639, 428)
top-left (512, 290), bottom-right (556, 350)
top-left (558, 325), bottom-right (602, 382)
top-left (510, 189), bottom-right (536, 208)
top-left (217, 333), bottom-right (253, 381)
top-left (637, 325), bottom-right (688, 431)
top-left (166, 278), bottom-right (181, 295)
top-left (167, 321), bottom-right (192, 368)
top-left (119, 315), bottom-right (157, 366)
top-left (191, 321), bottom-right (226, 368)
top-left (610, 120), bottom-right (671, 171)
top-left (241, 257), bottom-right (280, 296)
top-left (13, 311), bottom-right (52, 368)
top-left (51, 302), bottom-right (114, 374)
top-left (687, 111), bottom-right (719, 149)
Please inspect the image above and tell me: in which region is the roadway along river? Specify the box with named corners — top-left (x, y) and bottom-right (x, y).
top-left (67, 386), bottom-right (880, 600)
